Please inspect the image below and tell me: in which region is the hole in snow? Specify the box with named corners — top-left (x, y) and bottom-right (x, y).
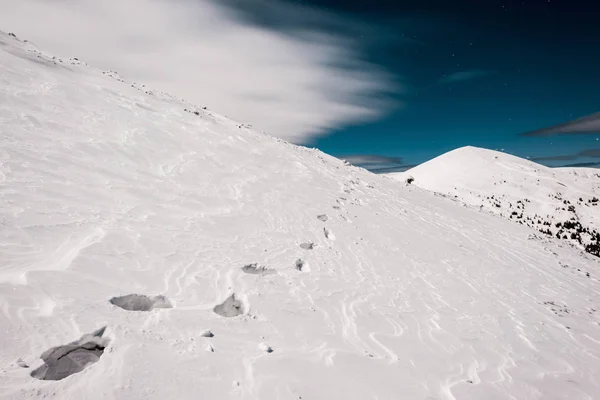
top-left (200, 330), bottom-right (214, 338)
top-left (300, 242), bottom-right (315, 250)
top-left (241, 263), bottom-right (276, 275)
top-left (109, 294), bottom-right (172, 312)
top-left (259, 343), bottom-right (273, 353)
top-left (213, 294), bottom-right (246, 318)
top-left (317, 214), bottom-right (328, 222)
top-left (295, 259), bottom-right (310, 272)
top-left (30, 327), bottom-right (109, 381)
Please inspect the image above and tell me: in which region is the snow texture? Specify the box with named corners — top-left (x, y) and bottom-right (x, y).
top-left (1, 32), bottom-right (600, 399)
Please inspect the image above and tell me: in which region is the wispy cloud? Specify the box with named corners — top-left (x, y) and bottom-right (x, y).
top-left (341, 155), bottom-right (403, 165)
top-left (557, 161), bottom-right (600, 168)
top-left (521, 112), bottom-right (600, 137)
top-left (580, 149), bottom-right (600, 157)
top-left (370, 164), bottom-right (418, 174)
top-left (338, 154), bottom-right (414, 172)
top-left (531, 154), bottom-right (579, 162)
top-left (0, 0), bottom-right (398, 143)
top-left (531, 148), bottom-right (600, 162)
top-left (439, 69), bottom-right (494, 84)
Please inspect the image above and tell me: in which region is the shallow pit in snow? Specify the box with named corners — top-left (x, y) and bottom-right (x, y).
top-left (109, 294), bottom-right (173, 312)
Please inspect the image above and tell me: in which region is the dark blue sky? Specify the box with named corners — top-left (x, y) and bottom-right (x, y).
top-left (227, 0), bottom-right (600, 171)
top-left (292, 0), bottom-right (600, 171)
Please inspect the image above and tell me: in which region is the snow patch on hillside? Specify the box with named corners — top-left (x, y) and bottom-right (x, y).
top-left (390, 146), bottom-right (600, 257)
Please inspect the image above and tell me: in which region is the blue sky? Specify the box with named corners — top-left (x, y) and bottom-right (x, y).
top-left (296, 0), bottom-right (600, 171)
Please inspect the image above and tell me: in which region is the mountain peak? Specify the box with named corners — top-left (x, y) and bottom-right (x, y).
top-left (390, 148), bottom-right (600, 257)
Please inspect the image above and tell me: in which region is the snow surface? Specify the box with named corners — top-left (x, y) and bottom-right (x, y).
top-left (1, 32), bottom-right (600, 400)
top-left (389, 146), bottom-right (600, 257)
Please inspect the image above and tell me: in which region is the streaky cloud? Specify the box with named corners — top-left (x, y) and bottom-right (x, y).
top-left (337, 154), bottom-right (414, 172)
top-left (341, 154), bottom-right (404, 166)
top-left (521, 111), bottom-right (600, 136)
top-left (370, 164), bottom-right (418, 174)
top-left (557, 161), bottom-right (600, 168)
top-left (579, 149), bottom-right (600, 157)
top-left (439, 69), bottom-right (494, 83)
top-left (531, 148), bottom-right (600, 163)
top-left (531, 154), bottom-right (579, 162)
top-left (0, 0), bottom-right (399, 143)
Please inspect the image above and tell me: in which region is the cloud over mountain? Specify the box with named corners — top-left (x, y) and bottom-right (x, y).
top-left (522, 112), bottom-right (600, 137)
top-left (0, 0), bottom-right (396, 143)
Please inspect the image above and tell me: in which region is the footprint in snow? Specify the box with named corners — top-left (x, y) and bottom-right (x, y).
top-left (110, 294), bottom-right (173, 311)
top-left (300, 242), bottom-right (315, 250)
top-left (213, 294), bottom-right (246, 317)
top-left (317, 214), bottom-right (328, 222)
top-left (241, 263), bottom-right (276, 275)
top-left (295, 259), bottom-right (310, 272)
top-left (30, 327), bottom-right (109, 381)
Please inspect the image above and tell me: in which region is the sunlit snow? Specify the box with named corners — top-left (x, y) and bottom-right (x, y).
top-left (1, 32), bottom-right (599, 400)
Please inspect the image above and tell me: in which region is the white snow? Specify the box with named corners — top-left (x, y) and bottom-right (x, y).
top-left (388, 146), bottom-right (600, 256)
top-left (1, 32), bottom-right (600, 400)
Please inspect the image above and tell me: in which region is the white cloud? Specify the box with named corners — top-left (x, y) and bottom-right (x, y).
top-left (0, 0), bottom-right (397, 143)
top-left (522, 112), bottom-right (600, 137)
top-left (340, 154), bottom-right (403, 167)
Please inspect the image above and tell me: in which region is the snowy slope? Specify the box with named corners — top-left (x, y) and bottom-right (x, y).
top-left (389, 146), bottom-right (600, 257)
top-left (1, 32), bottom-right (600, 400)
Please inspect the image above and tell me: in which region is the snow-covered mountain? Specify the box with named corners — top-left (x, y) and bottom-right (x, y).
top-left (389, 146), bottom-right (600, 258)
top-left (1, 31), bottom-right (600, 400)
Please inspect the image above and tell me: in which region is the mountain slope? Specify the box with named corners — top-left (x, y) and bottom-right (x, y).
top-left (1, 32), bottom-right (600, 400)
top-left (389, 146), bottom-right (600, 256)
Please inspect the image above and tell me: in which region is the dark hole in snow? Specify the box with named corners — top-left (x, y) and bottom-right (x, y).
top-left (30, 327), bottom-right (109, 381)
top-left (213, 294), bottom-right (245, 317)
top-left (241, 263), bottom-right (276, 275)
top-left (295, 259), bottom-right (307, 271)
top-left (109, 294), bottom-right (172, 311)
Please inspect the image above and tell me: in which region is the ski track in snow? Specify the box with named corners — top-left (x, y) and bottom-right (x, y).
top-left (1, 32), bottom-right (600, 399)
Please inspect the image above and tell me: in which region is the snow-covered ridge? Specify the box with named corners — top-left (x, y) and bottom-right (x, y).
top-left (1, 31), bottom-right (600, 399)
top-left (389, 146), bottom-right (600, 257)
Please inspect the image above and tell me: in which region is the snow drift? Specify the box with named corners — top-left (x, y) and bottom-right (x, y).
top-left (1, 32), bottom-right (600, 400)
